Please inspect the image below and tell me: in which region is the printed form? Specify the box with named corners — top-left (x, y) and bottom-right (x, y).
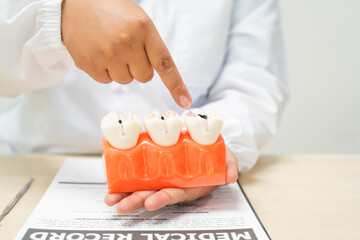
top-left (15, 158), bottom-right (270, 240)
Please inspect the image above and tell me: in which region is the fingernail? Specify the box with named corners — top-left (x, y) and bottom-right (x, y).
top-left (179, 95), bottom-right (192, 109)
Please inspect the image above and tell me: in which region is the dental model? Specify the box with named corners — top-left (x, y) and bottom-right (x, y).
top-left (144, 110), bottom-right (183, 146)
top-left (101, 109), bottom-right (226, 193)
top-left (185, 109), bottom-right (223, 145)
top-left (101, 112), bottom-right (142, 150)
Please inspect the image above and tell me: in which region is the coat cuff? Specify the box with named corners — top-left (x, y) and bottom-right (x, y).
top-left (39, 0), bottom-right (66, 51)
top-left (223, 136), bottom-right (260, 173)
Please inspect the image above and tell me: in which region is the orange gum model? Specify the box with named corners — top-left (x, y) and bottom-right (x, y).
top-left (102, 131), bottom-right (226, 193)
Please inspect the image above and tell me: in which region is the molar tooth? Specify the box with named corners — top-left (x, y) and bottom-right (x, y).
top-left (101, 112), bottom-right (142, 149)
top-left (185, 109), bottom-right (223, 145)
top-left (144, 109), bottom-right (183, 146)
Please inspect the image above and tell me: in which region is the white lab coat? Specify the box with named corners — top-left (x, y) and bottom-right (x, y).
top-left (0, 0), bottom-right (287, 172)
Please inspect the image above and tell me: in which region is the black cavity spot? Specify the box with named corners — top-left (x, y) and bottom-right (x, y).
top-left (161, 116), bottom-right (165, 120)
top-left (119, 120), bottom-right (122, 124)
top-left (198, 114), bottom-right (208, 120)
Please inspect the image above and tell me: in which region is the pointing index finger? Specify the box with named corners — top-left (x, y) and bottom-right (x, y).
top-left (145, 29), bottom-right (192, 108)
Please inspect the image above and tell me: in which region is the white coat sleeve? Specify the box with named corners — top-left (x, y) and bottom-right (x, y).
top-left (0, 0), bottom-right (72, 97)
top-left (201, 0), bottom-right (288, 172)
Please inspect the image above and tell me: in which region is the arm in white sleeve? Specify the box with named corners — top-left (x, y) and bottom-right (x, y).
top-left (202, 0), bottom-right (288, 172)
top-left (0, 0), bottom-right (72, 97)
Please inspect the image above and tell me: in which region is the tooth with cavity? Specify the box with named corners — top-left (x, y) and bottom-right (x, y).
top-left (101, 112), bottom-right (142, 149)
top-left (144, 110), bottom-right (183, 146)
top-left (185, 109), bottom-right (223, 145)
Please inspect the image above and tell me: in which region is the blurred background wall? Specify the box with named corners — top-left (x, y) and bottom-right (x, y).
top-left (0, 0), bottom-right (359, 154)
top-left (262, 0), bottom-right (360, 154)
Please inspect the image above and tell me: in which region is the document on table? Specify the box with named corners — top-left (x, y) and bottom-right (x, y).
top-left (15, 158), bottom-right (270, 240)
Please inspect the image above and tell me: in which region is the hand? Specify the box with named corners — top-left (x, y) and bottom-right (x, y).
top-left (61, 0), bottom-right (192, 108)
top-left (104, 148), bottom-right (238, 214)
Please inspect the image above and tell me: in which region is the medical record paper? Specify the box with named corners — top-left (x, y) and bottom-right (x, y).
top-left (15, 157), bottom-right (270, 240)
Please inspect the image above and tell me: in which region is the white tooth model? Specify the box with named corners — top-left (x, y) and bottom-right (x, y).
top-left (185, 109), bottom-right (223, 145)
top-left (101, 112), bottom-right (142, 150)
top-left (144, 109), bottom-right (183, 147)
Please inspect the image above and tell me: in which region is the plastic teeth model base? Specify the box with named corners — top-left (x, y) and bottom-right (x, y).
top-left (101, 109), bottom-right (226, 193)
